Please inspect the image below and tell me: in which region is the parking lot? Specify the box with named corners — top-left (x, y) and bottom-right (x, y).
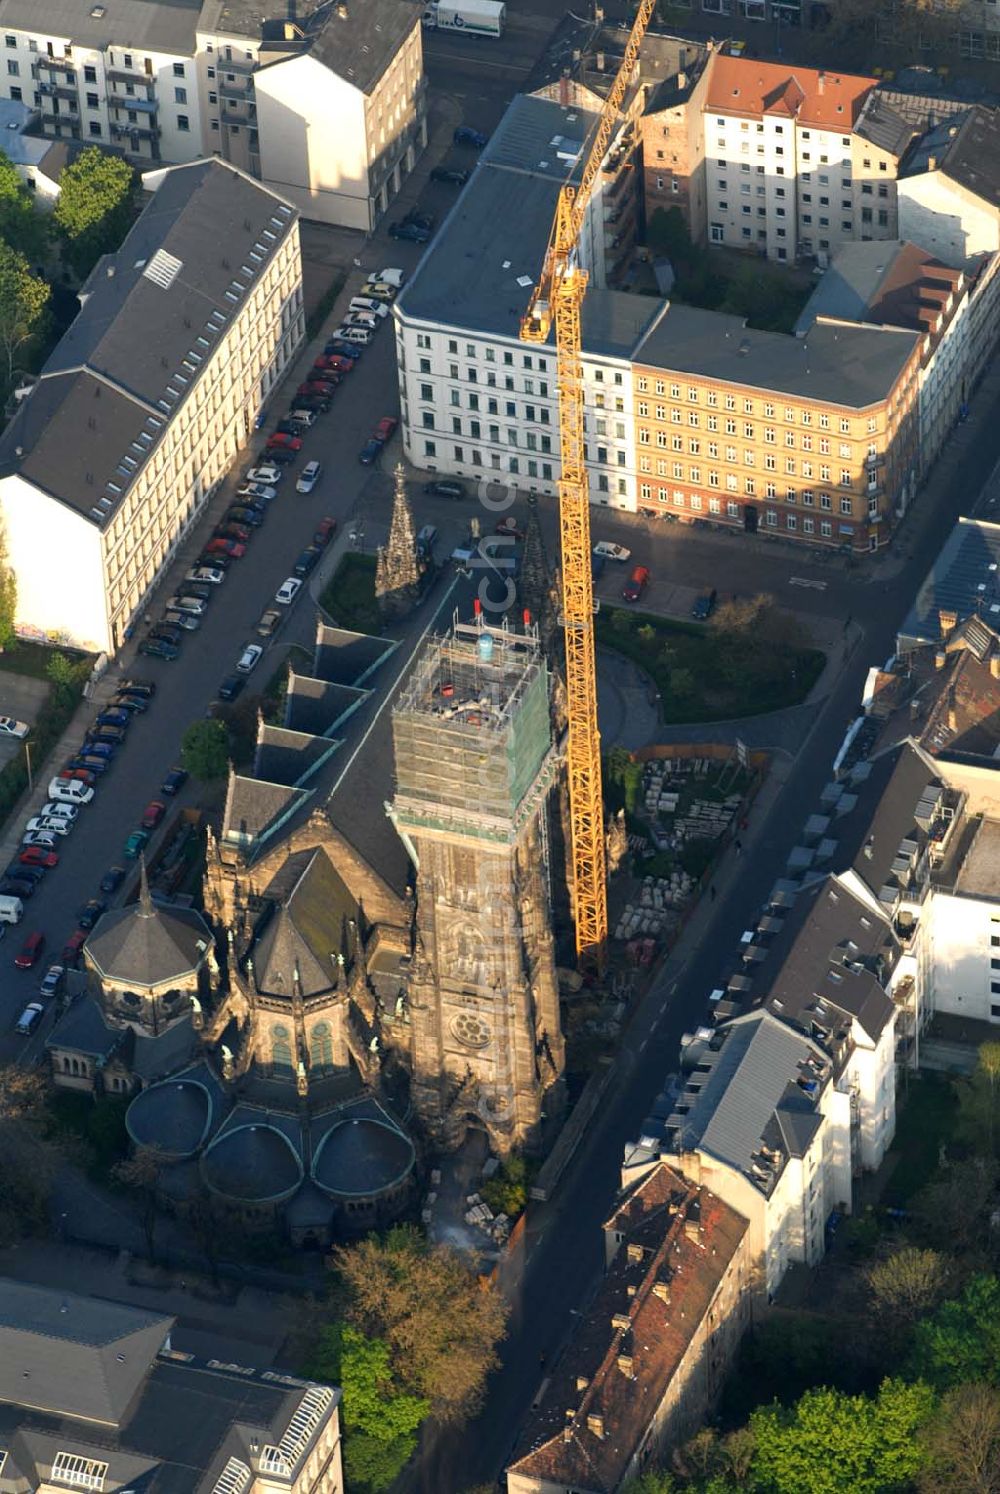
top-left (0, 672), bottom-right (52, 769)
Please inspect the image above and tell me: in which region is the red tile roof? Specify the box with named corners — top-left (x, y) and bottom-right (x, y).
top-left (506, 1164), bottom-right (749, 1493)
top-left (704, 54), bottom-right (876, 130)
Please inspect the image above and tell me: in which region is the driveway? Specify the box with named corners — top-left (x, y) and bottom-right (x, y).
top-left (0, 672), bottom-right (50, 768)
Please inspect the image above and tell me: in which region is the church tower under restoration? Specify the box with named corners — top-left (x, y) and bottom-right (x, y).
top-left (389, 617), bottom-right (564, 1154)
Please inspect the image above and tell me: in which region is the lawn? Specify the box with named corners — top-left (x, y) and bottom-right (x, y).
top-left (883, 1074), bottom-right (961, 1207)
top-left (319, 552), bottom-right (382, 636)
top-left (597, 606), bottom-right (825, 724)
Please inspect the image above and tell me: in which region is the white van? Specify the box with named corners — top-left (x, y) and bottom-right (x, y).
top-left (48, 777), bottom-right (95, 805)
top-left (0, 894), bottom-right (23, 924)
top-left (335, 325), bottom-right (373, 346)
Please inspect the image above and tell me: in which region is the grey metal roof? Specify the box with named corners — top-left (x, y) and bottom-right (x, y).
top-left (795, 240), bottom-right (911, 333)
top-left (253, 725), bottom-right (341, 787)
top-left (312, 1114), bottom-right (414, 1198)
top-left (676, 1010), bottom-right (826, 1187)
top-left (0, 0), bottom-right (201, 53)
top-left (252, 848), bottom-right (354, 996)
top-left (46, 994), bottom-right (119, 1059)
top-left (634, 303), bottom-right (918, 409)
top-left (223, 775), bottom-right (309, 849)
top-left (898, 516), bottom-right (1000, 649)
top-left (201, 1113), bottom-right (304, 1202)
top-left (855, 93), bottom-right (915, 157)
top-left (0, 1280), bottom-right (172, 1427)
top-left (840, 740), bottom-right (941, 901)
top-left (0, 161), bottom-right (296, 526)
top-left (126, 1073), bottom-right (219, 1157)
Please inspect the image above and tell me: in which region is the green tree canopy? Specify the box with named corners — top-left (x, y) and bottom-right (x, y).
top-left (749, 1378), bottom-right (934, 1494)
top-left (53, 148), bottom-right (135, 277)
top-left (180, 718), bottom-right (229, 781)
top-left (0, 240), bottom-right (49, 386)
top-left (0, 149), bottom-right (45, 260)
top-left (910, 1274), bottom-right (1000, 1391)
top-left (330, 1224), bottom-right (508, 1423)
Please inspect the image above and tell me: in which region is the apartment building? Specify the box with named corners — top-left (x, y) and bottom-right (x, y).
top-left (0, 160), bottom-right (303, 655)
top-left (396, 93), bottom-right (657, 510)
top-left (0, 0), bottom-right (425, 228)
top-left (641, 52), bottom-right (911, 262)
top-left (796, 239), bottom-right (1000, 474)
top-left (506, 1164), bottom-right (751, 1494)
top-left (0, 1277), bottom-right (344, 1494)
top-left (630, 306), bottom-right (921, 551)
top-left (898, 106), bottom-right (1000, 263)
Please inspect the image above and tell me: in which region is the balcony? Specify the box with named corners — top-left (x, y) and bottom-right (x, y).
top-left (38, 80), bottom-right (78, 101)
top-left (110, 119), bottom-right (161, 143)
top-left (216, 53), bottom-right (256, 74)
top-left (106, 64), bottom-right (151, 85)
top-left (109, 96), bottom-right (158, 118)
top-left (219, 78), bottom-right (252, 100)
top-left (36, 54), bottom-right (75, 73)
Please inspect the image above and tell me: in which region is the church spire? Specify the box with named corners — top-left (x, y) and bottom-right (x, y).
top-left (138, 854), bottom-right (154, 917)
top-left (375, 464), bottom-right (421, 619)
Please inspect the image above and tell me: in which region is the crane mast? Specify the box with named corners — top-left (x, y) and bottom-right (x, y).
top-left (521, 0), bottom-right (656, 970)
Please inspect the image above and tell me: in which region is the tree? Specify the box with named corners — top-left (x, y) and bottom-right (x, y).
top-left (330, 1224), bottom-right (509, 1423)
top-left (910, 1275), bottom-right (1000, 1391)
top-left (912, 1154), bottom-right (998, 1259)
top-left (824, 0), bottom-right (965, 61)
top-left (53, 148), bottom-right (135, 277)
top-left (624, 1472), bottom-right (678, 1494)
top-left (919, 1383), bottom-right (1000, 1494)
top-left (646, 205), bottom-right (694, 265)
top-left (181, 718), bottom-right (230, 781)
top-left (749, 1378), bottom-right (934, 1494)
top-left (0, 240), bottom-right (49, 388)
top-left (868, 1247), bottom-right (950, 1327)
top-left (956, 1042), bottom-right (1000, 1158)
top-left (0, 553), bottom-right (15, 650)
top-left (0, 1065), bottom-right (55, 1246)
top-left (112, 1145), bottom-right (164, 1260)
top-left (0, 148), bottom-right (46, 260)
top-left (305, 1324), bottom-right (428, 1494)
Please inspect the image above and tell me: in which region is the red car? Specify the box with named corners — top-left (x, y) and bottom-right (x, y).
top-left (298, 382), bottom-right (335, 400)
top-left (14, 930), bottom-right (44, 969)
top-left (622, 565), bottom-right (651, 602)
top-left (204, 537), bottom-right (247, 559)
top-left (266, 432), bottom-right (303, 452)
top-left (373, 416), bottom-right (398, 443)
top-left (313, 518), bottom-right (337, 547)
top-left (19, 847), bottom-right (58, 869)
top-left (62, 929), bottom-right (87, 966)
top-left (58, 766), bottom-right (96, 786)
top-left (141, 800), bottom-right (166, 830)
top-left (315, 354), bottom-right (352, 374)
top-left (495, 516), bottom-right (525, 540)
top-left (215, 522), bottom-right (251, 544)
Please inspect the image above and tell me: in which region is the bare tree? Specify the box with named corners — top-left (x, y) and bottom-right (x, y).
top-left (868, 1246), bottom-right (950, 1324)
top-left (112, 1146), bottom-right (164, 1261)
top-left (920, 1383), bottom-right (1000, 1494)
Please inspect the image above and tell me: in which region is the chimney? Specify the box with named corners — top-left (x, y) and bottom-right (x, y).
top-left (818, 70), bottom-right (825, 95)
top-left (684, 1218), bottom-right (701, 1242)
top-left (617, 1353), bottom-right (635, 1378)
top-left (935, 650), bottom-right (947, 670)
top-left (611, 1312), bottom-right (630, 1331)
top-left (652, 1279), bottom-right (671, 1302)
top-left (587, 1414), bottom-right (605, 1439)
top-left (678, 69), bottom-right (687, 91)
top-left (991, 654), bottom-right (1000, 679)
top-left (596, 51), bottom-right (605, 71)
top-left (928, 155), bottom-right (937, 170)
top-left (627, 1243), bottom-right (644, 1265)
top-left (576, 1376), bottom-right (590, 1392)
top-left (938, 608), bottom-right (957, 634)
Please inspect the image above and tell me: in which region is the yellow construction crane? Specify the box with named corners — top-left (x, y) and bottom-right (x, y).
top-left (521, 0), bottom-right (656, 971)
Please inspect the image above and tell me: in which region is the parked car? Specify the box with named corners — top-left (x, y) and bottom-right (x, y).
top-left (454, 125), bottom-right (488, 148)
top-left (111, 692), bottom-right (148, 714)
top-left (387, 221), bottom-right (430, 243)
top-left (197, 550), bottom-right (232, 570)
top-left (40, 802), bottom-right (78, 821)
top-left (360, 281), bottom-right (396, 303)
top-left (14, 1001), bottom-right (44, 1031)
top-left (186, 565), bottom-right (226, 586)
top-left (40, 964), bottom-right (64, 998)
top-left (296, 461), bottom-right (322, 494)
top-left (85, 726), bottom-right (126, 747)
top-left (246, 464), bottom-right (283, 486)
top-left (373, 416), bottom-right (398, 443)
top-left (402, 209), bottom-right (435, 232)
top-left (100, 866), bottom-right (126, 894)
top-left (167, 595), bottom-right (207, 617)
top-left (1, 877), bottom-right (35, 899)
top-left (341, 313), bottom-right (378, 333)
top-left (292, 396), bottom-right (331, 415)
top-left (430, 166), bottom-right (470, 186)
top-left (276, 418), bottom-right (309, 437)
top-left (373, 266), bottom-right (405, 287)
top-left (313, 517), bottom-right (337, 546)
top-left (78, 741), bottom-right (117, 760)
top-left (66, 754), bottom-right (109, 776)
top-left (26, 817), bottom-right (71, 838)
top-left (164, 610), bottom-right (201, 633)
top-left (78, 899), bottom-right (107, 930)
top-left (218, 675), bottom-right (245, 703)
top-left (119, 678), bottom-right (156, 698)
top-left (622, 565), bottom-right (651, 602)
top-left (255, 607), bottom-right (284, 640)
top-left (236, 643), bottom-right (263, 675)
top-left (123, 829), bottom-right (149, 859)
top-left (349, 298), bottom-right (389, 321)
top-left (264, 446), bottom-right (297, 466)
top-left (287, 407), bottom-right (317, 427)
top-left (424, 479), bottom-right (465, 499)
top-left (275, 577), bottom-right (302, 606)
top-left (7, 863), bottom-right (44, 886)
top-left (227, 505), bottom-right (264, 528)
top-left (237, 482), bottom-right (278, 502)
top-left (14, 931), bottom-right (44, 969)
top-left (19, 846), bottom-right (58, 869)
top-left (294, 547), bottom-right (321, 576)
top-left (334, 325), bottom-right (373, 345)
top-left (95, 708), bottom-right (131, 729)
top-left (0, 716), bottom-right (29, 739)
top-left (593, 541), bottom-right (632, 562)
top-left (266, 431), bottom-right (303, 452)
top-left (691, 588), bottom-right (718, 621)
top-left (62, 930), bottom-right (87, 967)
top-left (324, 339), bottom-right (364, 361)
top-left (359, 437), bottom-right (382, 465)
top-left (139, 638), bottom-right (180, 660)
top-left (214, 522), bottom-right (251, 545)
top-left (495, 516), bottom-right (525, 540)
top-left (319, 352), bottom-right (357, 372)
top-left (204, 537), bottom-right (247, 559)
top-left (55, 767), bottom-right (97, 785)
top-left (160, 766), bottom-right (188, 797)
top-left (140, 800), bottom-right (166, 831)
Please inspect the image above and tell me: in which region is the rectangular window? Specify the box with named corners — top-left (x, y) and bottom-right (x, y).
top-left (6, 59), bottom-right (17, 75)
top-left (173, 61), bottom-right (185, 76)
top-left (177, 114), bottom-right (190, 131)
top-left (174, 86), bottom-right (187, 103)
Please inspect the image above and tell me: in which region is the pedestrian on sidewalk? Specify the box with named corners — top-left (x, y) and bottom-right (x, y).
top-left (734, 837), bottom-right (743, 856)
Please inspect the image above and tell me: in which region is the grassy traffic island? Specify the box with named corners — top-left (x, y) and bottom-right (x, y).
top-left (319, 551), bottom-right (382, 636)
top-left (597, 593), bottom-right (825, 724)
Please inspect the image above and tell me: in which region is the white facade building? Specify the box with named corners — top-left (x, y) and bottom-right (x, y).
top-left (395, 93), bottom-right (662, 510)
top-left (898, 106), bottom-right (1000, 265)
top-left (0, 161), bottom-right (303, 655)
